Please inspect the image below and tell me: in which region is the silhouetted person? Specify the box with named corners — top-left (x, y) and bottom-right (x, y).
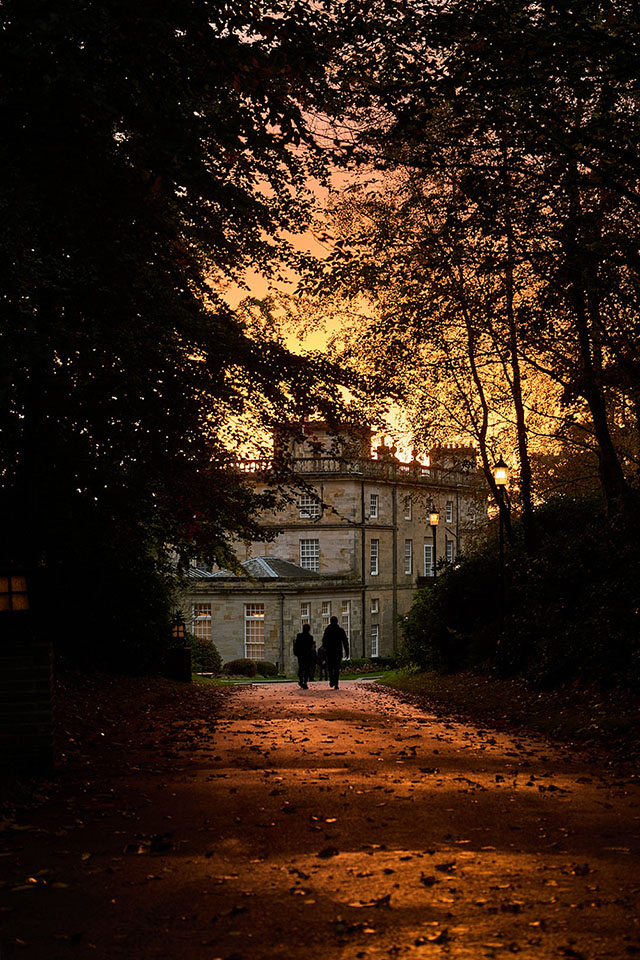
top-left (321, 615), bottom-right (349, 689)
top-left (309, 639), bottom-right (318, 681)
top-left (293, 623), bottom-right (314, 689)
top-left (316, 642), bottom-right (329, 681)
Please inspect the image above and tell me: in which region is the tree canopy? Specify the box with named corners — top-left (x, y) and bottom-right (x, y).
top-left (306, 0), bottom-right (640, 529)
top-left (0, 0), bottom-right (353, 666)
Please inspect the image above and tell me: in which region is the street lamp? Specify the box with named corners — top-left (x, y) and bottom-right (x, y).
top-left (428, 507), bottom-right (439, 578)
top-left (493, 458), bottom-right (509, 636)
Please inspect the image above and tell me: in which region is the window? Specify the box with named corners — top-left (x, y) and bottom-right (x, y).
top-left (192, 603), bottom-right (212, 641)
top-left (424, 543), bottom-right (434, 577)
top-left (371, 624), bottom-right (379, 658)
top-left (299, 494), bottom-right (320, 519)
top-left (322, 600), bottom-right (331, 629)
top-left (370, 538), bottom-right (379, 576)
top-left (446, 539), bottom-right (455, 563)
top-left (404, 539), bottom-right (413, 575)
top-left (300, 601), bottom-right (311, 628)
top-left (341, 600), bottom-right (351, 639)
top-left (244, 603), bottom-right (265, 660)
top-left (0, 575), bottom-right (29, 612)
top-left (370, 597), bottom-right (379, 615)
top-left (446, 500), bottom-right (454, 523)
top-left (404, 497), bottom-right (412, 521)
top-left (299, 538), bottom-right (320, 572)
top-left (369, 493), bottom-right (379, 519)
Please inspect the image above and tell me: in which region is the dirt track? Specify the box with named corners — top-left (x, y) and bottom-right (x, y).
top-left (1, 679), bottom-right (639, 959)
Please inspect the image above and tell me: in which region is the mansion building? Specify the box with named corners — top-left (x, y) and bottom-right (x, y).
top-left (182, 423), bottom-right (484, 674)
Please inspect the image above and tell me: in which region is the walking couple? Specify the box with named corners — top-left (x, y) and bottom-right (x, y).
top-left (294, 616), bottom-right (349, 690)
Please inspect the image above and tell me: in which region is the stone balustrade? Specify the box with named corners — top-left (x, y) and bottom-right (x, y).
top-left (235, 456), bottom-right (474, 488)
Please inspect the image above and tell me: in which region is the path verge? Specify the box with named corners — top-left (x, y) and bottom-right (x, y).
top-left (378, 669), bottom-right (640, 762)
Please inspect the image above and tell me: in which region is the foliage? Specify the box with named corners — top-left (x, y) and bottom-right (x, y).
top-left (315, 0), bottom-right (640, 523)
top-left (187, 634), bottom-right (222, 675)
top-left (340, 657), bottom-right (397, 674)
top-left (255, 660), bottom-right (278, 677)
top-left (399, 554), bottom-right (498, 673)
top-left (399, 498), bottom-right (640, 687)
top-left (379, 669), bottom-right (640, 752)
top-left (223, 658), bottom-right (258, 678)
top-left (0, 0), bottom-right (354, 668)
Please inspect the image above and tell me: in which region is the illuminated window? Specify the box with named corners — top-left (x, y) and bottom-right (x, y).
top-left (322, 600), bottom-right (331, 629)
top-left (192, 603), bottom-right (212, 641)
top-left (299, 494), bottom-right (320, 519)
top-left (369, 493), bottom-right (379, 519)
top-left (341, 600), bottom-right (351, 639)
top-left (299, 539), bottom-right (320, 572)
top-left (0, 575), bottom-right (29, 612)
top-left (244, 603), bottom-right (265, 660)
top-left (301, 601), bottom-right (311, 628)
top-left (370, 539), bottom-right (379, 576)
top-left (371, 624), bottom-right (379, 657)
top-left (424, 544), bottom-right (434, 577)
top-left (446, 500), bottom-right (454, 523)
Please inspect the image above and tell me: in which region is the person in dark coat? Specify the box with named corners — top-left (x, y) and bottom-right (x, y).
top-left (316, 642), bottom-right (329, 681)
top-left (321, 615), bottom-right (349, 689)
top-left (293, 623), bottom-right (314, 689)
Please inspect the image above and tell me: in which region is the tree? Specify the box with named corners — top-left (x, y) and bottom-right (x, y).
top-left (302, 171), bottom-right (567, 548)
top-left (0, 0), bottom-right (350, 667)
top-left (331, 0), bottom-right (640, 516)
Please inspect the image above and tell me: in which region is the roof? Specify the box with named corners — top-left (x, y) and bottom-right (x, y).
top-left (190, 557), bottom-right (321, 581)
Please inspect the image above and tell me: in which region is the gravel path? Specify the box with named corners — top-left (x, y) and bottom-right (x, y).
top-left (1, 679), bottom-right (639, 959)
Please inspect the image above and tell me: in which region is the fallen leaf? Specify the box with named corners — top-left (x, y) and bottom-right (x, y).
top-left (317, 846), bottom-right (339, 859)
top-left (349, 894), bottom-right (391, 908)
top-left (419, 874), bottom-right (440, 886)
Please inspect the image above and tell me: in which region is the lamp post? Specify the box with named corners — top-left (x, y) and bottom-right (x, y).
top-left (493, 458), bottom-right (509, 636)
top-left (428, 507), bottom-right (440, 578)
top-left (169, 612), bottom-right (191, 682)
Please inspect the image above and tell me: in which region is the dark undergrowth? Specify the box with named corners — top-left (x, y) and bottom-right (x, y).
top-left (378, 669), bottom-right (640, 763)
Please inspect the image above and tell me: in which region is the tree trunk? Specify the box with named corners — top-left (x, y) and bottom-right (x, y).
top-left (565, 172), bottom-right (631, 515)
top-left (502, 174), bottom-right (537, 553)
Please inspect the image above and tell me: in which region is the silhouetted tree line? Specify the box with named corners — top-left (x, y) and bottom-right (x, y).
top-left (0, 1), bottom-right (353, 669)
top-left (400, 497), bottom-right (640, 688)
top-left (4, 0), bottom-right (640, 673)
top-left (308, 0), bottom-right (640, 546)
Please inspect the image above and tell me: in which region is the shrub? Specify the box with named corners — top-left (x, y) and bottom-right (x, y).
top-left (341, 657), bottom-right (369, 671)
top-left (187, 634), bottom-right (222, 674)
top-left (398, 494), bottom-right (640, 687)
top-left (255, 660), bottom-right (278, 677)
top-left (340, 657), bottom-right (396, 674)
top-left (372, 656), bottom-right (398, 669)
top-left (223, 658), bottom-right (258, 677)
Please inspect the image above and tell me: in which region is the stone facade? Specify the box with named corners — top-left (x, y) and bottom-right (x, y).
top-left (182, 425), bottom-right (484, 673)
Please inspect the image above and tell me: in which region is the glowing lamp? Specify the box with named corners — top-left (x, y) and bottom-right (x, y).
top-left (428, 509), bottom-right (440, 527)
top-left (171, 613), bottom-right (186, 641)
top-left (493, 457), bottom-right (509, 487)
